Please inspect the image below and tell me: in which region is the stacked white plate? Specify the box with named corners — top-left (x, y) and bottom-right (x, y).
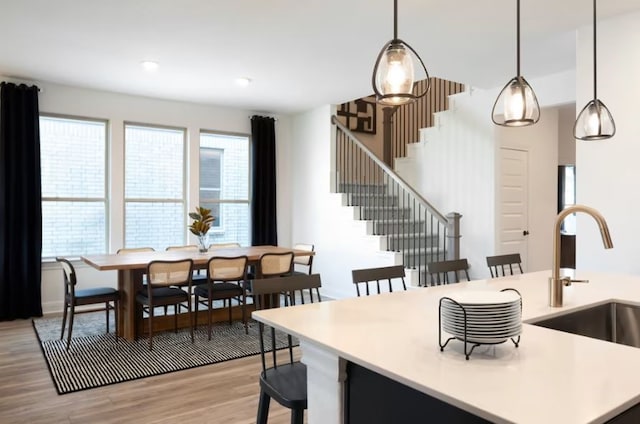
top-left (441, 290), bottom-right (522, 344)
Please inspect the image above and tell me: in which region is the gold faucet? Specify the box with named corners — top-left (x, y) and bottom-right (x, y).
top-left (550, 204), bottom-right (613, 307)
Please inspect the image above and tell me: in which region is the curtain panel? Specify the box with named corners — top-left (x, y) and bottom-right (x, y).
top-left (250, 116), bottom-right (277, 246)
top-left (0, 82), bottom-right (43, 320)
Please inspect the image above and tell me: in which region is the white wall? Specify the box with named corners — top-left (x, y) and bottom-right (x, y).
top-left (395, 71), bottom-right (574, 279)
top-left (32, 81), bottom-right (293, 313)
top-left (496, 107), bottom-right (559, 273)
top-left (558, 103), bottom-right (577, 165)
top-left (289, 106), bottom-right (397, 299)
top-left (576, 11), bottom-right (640, 274)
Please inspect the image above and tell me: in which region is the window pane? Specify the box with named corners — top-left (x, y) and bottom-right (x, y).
top-left (125, 202), bottom-right (184, 250)
top-left (202, 202), bottom-right (250, 246)
top-left (40, 116), bottom-right (105, 198)
top-left (42, 201), bottom-right (106, 257)
top-left (125, 125), bottom-right (184, 199)
top-left (200, 133), bottom-right (248, 200)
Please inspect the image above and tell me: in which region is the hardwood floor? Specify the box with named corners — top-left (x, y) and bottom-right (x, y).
top-left (0, 318), bottom-right (301, 423)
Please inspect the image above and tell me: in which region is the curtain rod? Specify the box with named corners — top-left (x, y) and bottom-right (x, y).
top-left (249, 115), bottom-right (278, 121)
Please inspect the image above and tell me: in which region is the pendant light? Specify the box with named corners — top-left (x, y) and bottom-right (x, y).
top-left (492, 0), bottom-right (540, 127)
top-left (372, 0), bottom-right (430, 105)
top-left (573, 0), bottom-right (615, 140)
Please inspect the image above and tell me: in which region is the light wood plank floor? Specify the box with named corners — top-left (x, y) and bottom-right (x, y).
top-left (0, 318), bottom-right (302, 423)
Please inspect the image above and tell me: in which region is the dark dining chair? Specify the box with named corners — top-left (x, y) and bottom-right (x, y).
top-left (194, 255), bottom-right (249, 339)
top-left (135, 259), bottom-right (194, 350)
top-left (56, 257), bottom-right (120, 351)
top-left (427, 259), bottom-right (471, 285)
top-left (351, 265), bottom-right (406, 296)
top-left (486, 253), bottom-right (523, 278)
top-left (253, 274), bottom-right (322, 424)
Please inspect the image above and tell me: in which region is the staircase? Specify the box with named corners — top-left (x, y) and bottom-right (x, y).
top-left (333, 116), bottom-right (460, 287)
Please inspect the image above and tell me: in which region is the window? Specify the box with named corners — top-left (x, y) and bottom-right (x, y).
top-left (40, 116), bottom-right (107, 257)
top-left (199, 132), bottom-right (250, 246)
top-left (125, 124), bottom-right (186, 250)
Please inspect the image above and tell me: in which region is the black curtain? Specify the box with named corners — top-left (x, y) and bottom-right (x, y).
top-left (250, 115), bottom-right (277, 246)
top-left (0, 82), bottom-right (42, 320)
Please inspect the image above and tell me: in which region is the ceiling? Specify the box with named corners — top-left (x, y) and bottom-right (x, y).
top-left (1, 0), bottom-right (639, 114)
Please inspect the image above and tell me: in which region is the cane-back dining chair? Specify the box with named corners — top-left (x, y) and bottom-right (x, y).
top-left (56, 257), bottom-right (120, 351)
top-left (253, 273), bottom-right (322, 424)
top-left (135, 259), bottom-right (194, 350)
top-left (208, 242), bottom-right (241, 251)
top-left (486, 253), bottom-right (523, 278)
top-left (194, 255), bottom-right (249, 339)
top-left (117, 246), bottom-right (162, 314)
top-left (426, 259), bottom-right (471, 285)
top-left (351, 265), bottom-right (406, 296)
top-left (292, 243), bottom-right (314, 276)
top-left (258, 251), bottom-right (295, 278)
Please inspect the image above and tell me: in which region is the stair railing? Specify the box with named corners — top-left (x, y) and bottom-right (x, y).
top-left (332, 115), bottom-right (461, 287)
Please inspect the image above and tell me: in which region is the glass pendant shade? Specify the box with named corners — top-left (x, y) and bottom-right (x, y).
top-left (373, 41), bottom-right (428, 105)
top-left (492, 76), bottom-right (540, 126)
top-left (573, 0), bottom-right (615, 141)
top-left (372, 0), bottom-right (429, 105)
top-left (574, 99), bottom-right (615, 140)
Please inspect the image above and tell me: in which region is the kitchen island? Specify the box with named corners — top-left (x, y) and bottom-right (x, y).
top-left (252, 270), bottom-right (640, 423)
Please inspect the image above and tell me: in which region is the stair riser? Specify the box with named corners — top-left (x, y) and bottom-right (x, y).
top-left (374, 221), bottom-right (424, 234)
top-left (403, 252), bottom-right (446, 267)
top-left (360, 209), bottom-right (411, 220)
top-left (349, 195), bottom-right (398, 207)
top-left (339, 184), bottom-right (387, 195)
top-left (387, 237), bottom-right (440, 250)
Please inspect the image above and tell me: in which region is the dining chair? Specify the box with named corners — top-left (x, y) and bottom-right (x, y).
top-left (486, 253), bottom-right (523, 278)
top-left (117, 247), bottom-right (169, 315)
top-left (208, 242), bottom-right (241, 251)
top-left (427, 259), bottom-right (471, 285)
top-left (55, 257), bottom-right (120, 351)
top-left (194, 255), bottom-right (249, 339)
top-left (135, 259), bottom-right (194, 350)
top-left (351, 265), bottom-right (406, 296)
top-left (258, 251), bottom-right (295, 278)
top-left (253, 274), bottom-right (322, 424)
top-left (292, 243), bottom-right (314, 276)
top-left (166, 244), bottom-right (206, 284)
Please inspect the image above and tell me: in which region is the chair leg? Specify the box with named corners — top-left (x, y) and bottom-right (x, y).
top-left (66, 304), bottom-right (75, 351)
top-left (174, 304), bottom-right (179, 333)
top-left (242, 297), bottom-right (248, 335)
top-left (228, 298), bottom-right (233, 325)
top-left (188, 295), bottom-right (194, 344)
top-left (194, 295), bottom-right (199, 329)
top-left (291, 408), bottom-right (304, 424)
top-left (114, 300), bottom-right (119, 343)
top-left (207, 298), bottom-right (213, 341)
top-left (60, 301), bottom-right (68, 340)
top-left (105, 301), bottom-right (110, 333)
top-left (148, 305), bottom-right (154, 351)
top-left (256, 389), bottom-right (271, 424)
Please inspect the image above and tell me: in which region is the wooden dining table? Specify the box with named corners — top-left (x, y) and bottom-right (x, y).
top-left (81, 245), bottom-right (314, 340)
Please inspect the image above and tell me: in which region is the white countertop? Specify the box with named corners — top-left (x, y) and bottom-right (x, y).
top-left (252, 270), bottom-right (640, 424)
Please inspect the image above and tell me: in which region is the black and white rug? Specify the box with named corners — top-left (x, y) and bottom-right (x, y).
top-left (33, 312), bottom-right (292, 395)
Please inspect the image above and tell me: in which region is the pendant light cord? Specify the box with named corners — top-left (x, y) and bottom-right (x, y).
top-left (516, 0), bottom-right (521, 77)
top-left (593, 0), bottom-right (597, 100)
top-left (393, 0), bottom-right (398, 40)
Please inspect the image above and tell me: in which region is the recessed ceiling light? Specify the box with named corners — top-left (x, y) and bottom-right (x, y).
top-left (235, 77), bottom-right (252, 87)
top-left (141, 61), bottom-right (159, 72)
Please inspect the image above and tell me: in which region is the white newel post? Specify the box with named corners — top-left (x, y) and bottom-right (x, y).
top-left (300, 340), bottom-right (346, 424)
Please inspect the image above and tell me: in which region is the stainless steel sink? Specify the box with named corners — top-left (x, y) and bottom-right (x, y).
top-left (531, 302), bottom-right (640, 348)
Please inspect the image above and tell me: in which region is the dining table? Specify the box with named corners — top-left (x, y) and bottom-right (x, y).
top-left (81, 245), bottom-right (314, 340)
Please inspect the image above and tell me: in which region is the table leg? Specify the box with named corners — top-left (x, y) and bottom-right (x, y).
top-left (117, 268), bottom-right (144, 341)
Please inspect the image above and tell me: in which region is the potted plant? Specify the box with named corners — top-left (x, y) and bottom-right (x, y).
top-left (189, 206), bottom-right (215, 252)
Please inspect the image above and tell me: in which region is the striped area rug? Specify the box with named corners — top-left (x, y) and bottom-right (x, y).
top-left (33, 313), bottom-right (293, 395)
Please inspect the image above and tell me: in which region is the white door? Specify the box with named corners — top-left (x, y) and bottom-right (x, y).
top-left (499, 148), bottom-right (529, 270)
